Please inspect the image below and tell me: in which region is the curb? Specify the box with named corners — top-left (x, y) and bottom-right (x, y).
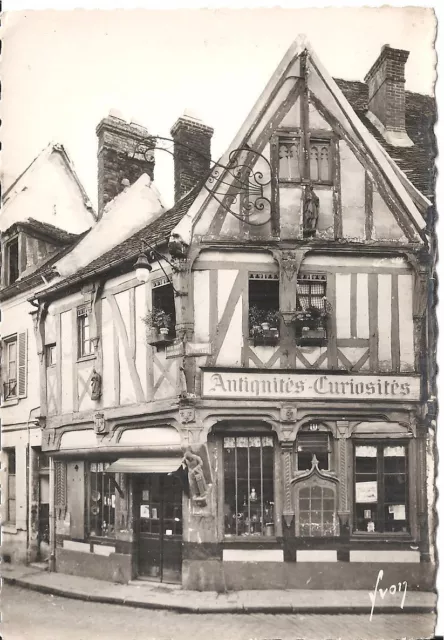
top-left (4, 576), bottom-right (436, 615)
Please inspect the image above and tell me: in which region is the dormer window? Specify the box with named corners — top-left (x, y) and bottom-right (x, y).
top-left (6, 237), bottom-right (19, 286)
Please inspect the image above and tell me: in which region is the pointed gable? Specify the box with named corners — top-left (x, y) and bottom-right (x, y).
top-left (172, 35), bottom-right (428, 248)
top-left (1, 143), bottom-right (96, 234)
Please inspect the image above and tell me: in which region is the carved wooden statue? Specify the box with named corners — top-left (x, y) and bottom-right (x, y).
top-left (183, 449), bottom-right (208, 505)
top-left (90, 369), bottom-right (102, 401)
top-left (303, 183), bottom-right (319, 236)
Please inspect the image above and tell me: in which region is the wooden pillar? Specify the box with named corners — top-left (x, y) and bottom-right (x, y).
top-left (336, 420), bottom-right (351, 536)
top-left (278, 250), bottom-right (307, 368)
top-left (27, 443), bottom-right (40, 563)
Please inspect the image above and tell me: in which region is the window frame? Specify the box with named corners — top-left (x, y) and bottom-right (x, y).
top-left (86, 461), bottom-right (118, 540)
top-left (222, 432), bottom-right (276, 540)
top-left (4, 448), bottom-right (17, 524)
top-left (46, 343), bottom-right (57, 367)
top-left (5, 235), bottom-right (20, 286)
top-left (77, 306), bottom-right (94, 360)
top-left (296, 426), bottom-right (332, 472)
top-left (276, 130), bottom-right (334, 186)
top-left (353, 440), bottom-right (410, 535)
top-left (3, 335), bottom-right (18, 400)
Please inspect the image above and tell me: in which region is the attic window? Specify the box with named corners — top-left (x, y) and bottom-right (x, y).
top-left (278, 134), bottom-right (332, 184)
top-left (7, 238), bottom-right (19, 286)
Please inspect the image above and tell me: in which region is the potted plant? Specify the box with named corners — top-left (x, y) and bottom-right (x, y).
top-left (249, 305), bottom-right (265, 335)
top-left (295, 303), bottom-right (328, 344)
top-left (266, 309), bottom-right (280, 332)
top-left (143, 307), bottom-right (173, 336)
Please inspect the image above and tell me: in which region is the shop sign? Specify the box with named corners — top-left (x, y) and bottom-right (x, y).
top-left (201, 370), bottom-right (421, 402)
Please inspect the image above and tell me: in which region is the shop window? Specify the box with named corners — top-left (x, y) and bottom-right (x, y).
top-left (354, 443), bottom-right (409, 534)
top-left (87, 462), bottom-right (117, 538)
top-left (6, 237), bottom-right (19, 286)
top-left (248, 275), bottom-right (280, 346)
top-left (278, 135), bottom-right (332, 184)
top-left (46, 344), bottom-right (56, 367)
top-left (298, 485), bottom-right (337, 537)
top-left (4, 448), bottom-right (16, 524)
top-left (223, 435), bottom-right (274, 537)
top-left (77, 306), bottom-right (93, 359)
top-left (297, 427), bottom-right (330, 471)
top-left (295, 274), bottom-right (328, 345)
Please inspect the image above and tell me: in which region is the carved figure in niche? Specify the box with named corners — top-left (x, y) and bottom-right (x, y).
top-left (90, 369), bottom-right (102, 401)
top-left (182, 449), bottom-right (208, 506)
top-left (303, 183), bottom-right (319, 236)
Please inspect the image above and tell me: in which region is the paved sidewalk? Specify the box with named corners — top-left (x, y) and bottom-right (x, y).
top-left (2, 563), bottom-right (436, 614)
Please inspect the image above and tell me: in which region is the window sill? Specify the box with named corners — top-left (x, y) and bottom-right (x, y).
top-left (2, 398), bottom-right (19, 406)
top-left (88, 535), bottom-right (117, 544)
top-left (2, 524), bottom-right (18, 534)
top-left (224, 537), bottom-right (279, 545)
top-left (77, 354), bottom-right (96, 363)
top-left (351, 532), bottom-right (412, 541)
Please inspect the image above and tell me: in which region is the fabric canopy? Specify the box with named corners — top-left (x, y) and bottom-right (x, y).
top-left (105, 457), bottom-right (183, 474)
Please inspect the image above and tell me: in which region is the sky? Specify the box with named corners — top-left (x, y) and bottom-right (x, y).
top-left (1, 6), bottom-right (437, 211)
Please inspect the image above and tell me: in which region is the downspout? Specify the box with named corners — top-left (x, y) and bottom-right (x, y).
top-left (26, 405), bottom-right (40, 564)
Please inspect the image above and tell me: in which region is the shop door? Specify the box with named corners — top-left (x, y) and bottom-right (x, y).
top-left (136, 474), bottom-right (183, 583)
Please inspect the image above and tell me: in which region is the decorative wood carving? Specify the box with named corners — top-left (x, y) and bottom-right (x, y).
top-left (281, 442), bottom-right (294, 527)
top-left (93, 411), bottom-right (108, 435)
top-left (90, 369), bottom-right (102, 401)
top-left (180, 407), bottom-right (195, 424)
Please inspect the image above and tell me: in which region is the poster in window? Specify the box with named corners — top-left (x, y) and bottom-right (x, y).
top-left (355, 481), bottom-right (377, 503)
top-left (140, 505), bottom-right (150, 519)
top-left (389, 504), bottom-right (406, 520)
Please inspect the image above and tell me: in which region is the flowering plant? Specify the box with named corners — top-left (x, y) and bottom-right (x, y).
top-left (143, 307), bottom-right (172, 331)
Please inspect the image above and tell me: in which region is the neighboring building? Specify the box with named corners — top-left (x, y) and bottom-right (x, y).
top-left (0, 144), bottom-right (96, 564)
top-left (30, 39), bottom-right (435, 590)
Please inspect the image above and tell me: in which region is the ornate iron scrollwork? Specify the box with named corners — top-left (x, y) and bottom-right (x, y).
top-left (131, 139), bottom-right (272, 227)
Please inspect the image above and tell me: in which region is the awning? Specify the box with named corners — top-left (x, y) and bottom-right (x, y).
top-left (105, 457), bottom-right (183, 474)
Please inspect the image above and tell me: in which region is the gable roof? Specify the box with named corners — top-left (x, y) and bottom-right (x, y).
top-left (30, 38), bottom-right (435, 302)
top-left (29, 185), bottom-right (200, 301)
top-left (0, 143), bottom-right (97, 232)
top-left (336, 79), bottom-right (436, 201)
top-left (173, 36), bottom-right (431, 247)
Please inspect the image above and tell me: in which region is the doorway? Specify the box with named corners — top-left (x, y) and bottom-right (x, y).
top-left (135, 474), bottom-right (183, 583)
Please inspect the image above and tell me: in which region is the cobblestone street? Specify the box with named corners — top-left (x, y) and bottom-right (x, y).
top-left (1, 586), bottom-right (435, 640)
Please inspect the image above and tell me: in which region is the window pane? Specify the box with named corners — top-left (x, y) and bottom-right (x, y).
top-left (310, 147), bottom-right (319, 181)
top-left (319, 146), bottom-right (330, 181)
top-left (279, 138), bottom-right (301, 181)
top-left (224, 435), bottom-right (274, 537)
top-left (88, 465), bottom-right (116, 538)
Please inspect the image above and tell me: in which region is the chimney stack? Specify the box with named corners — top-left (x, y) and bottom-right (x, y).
top-left (170, 110), bottom-right (214, 202)
top-left (96, 110), bottom-right (155, 217)
top-left (364, 45), bottom-right (413, 148)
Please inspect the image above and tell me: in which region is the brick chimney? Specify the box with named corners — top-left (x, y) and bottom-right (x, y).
top-left (170, 110), bottom-right (214, 202)
top-left (96, 110), bottom-right (155, 217)
top-left (364, 45), bottom-right (413, 148)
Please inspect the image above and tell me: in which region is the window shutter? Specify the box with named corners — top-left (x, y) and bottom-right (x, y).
top-left (18, 331), bottom-right (27, 398)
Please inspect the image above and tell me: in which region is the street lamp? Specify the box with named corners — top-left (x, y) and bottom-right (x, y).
top-left (134, 252), bottom-right (152, 283)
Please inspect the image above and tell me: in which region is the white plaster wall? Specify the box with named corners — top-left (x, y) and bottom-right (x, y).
top-left (1, 151), bottom-right (94, 234)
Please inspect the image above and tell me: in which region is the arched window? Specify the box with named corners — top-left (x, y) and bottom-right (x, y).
top-left (296, 423), bottom-right (331, 471)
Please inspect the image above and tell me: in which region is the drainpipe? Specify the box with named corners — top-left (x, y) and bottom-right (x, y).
top-left (49, 455), bottom-right (56, 572)
top-left (26, 406), bottom-right (40, 565)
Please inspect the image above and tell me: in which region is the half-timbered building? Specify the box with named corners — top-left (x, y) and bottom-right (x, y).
top-left (30, 38), bottom-right (436, 590)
